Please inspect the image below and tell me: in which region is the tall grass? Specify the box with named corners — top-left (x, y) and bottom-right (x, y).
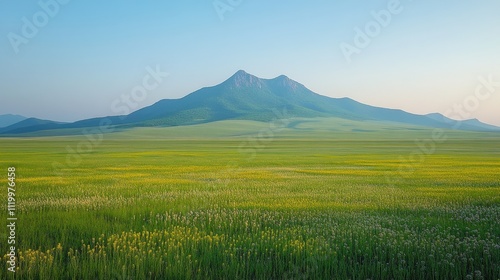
top-left (0, 133), bottom-right (499, 279)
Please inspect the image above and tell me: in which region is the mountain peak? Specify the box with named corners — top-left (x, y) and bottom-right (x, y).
top-left (230, 70), bottom-right (255, 80)
top-left (275, 74), bottom-right (289, 80)
top-left (225, 70), bottom-right (263, 88)
top-left (234, 69), bottom-right (249, 76)
top-left (269, 74), bottom-right (303, 91)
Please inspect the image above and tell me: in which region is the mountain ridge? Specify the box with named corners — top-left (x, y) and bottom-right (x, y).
top-left (0, 114), bottom-right (27, 128)
top-left (0, 118), bottom-right (67, 134)
top-left (1, 70), bottom-right (498, 135)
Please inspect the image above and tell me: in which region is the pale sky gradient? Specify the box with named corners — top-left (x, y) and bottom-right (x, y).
top-left (1, 0), bottom-right (499, 126)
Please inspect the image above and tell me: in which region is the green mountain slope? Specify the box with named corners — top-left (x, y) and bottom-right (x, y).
top-left (1, 70), bottom-right (498, 135)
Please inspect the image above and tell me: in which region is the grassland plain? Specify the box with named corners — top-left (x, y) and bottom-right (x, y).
top-left (0, 119), bottom-right (499, 279)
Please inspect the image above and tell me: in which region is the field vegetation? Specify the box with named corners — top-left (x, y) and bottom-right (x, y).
top-left (1, 119), bottom-right (499, 279)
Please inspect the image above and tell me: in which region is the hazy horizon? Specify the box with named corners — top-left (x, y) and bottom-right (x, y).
top-left (1, 1), bottom-right (499, 126)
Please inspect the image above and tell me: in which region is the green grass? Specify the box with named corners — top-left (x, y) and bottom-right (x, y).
top-left (0, 119), bottom-right (499, 279)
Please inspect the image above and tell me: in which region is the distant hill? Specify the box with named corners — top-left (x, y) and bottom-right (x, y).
top-left (1, 70), bottom-right (498, 135)
top-left (0, 114), bottom-right (27, 128)
top-left (425, 113), bottom-right (500, 131)
top-left (0, 118), bottom-right (66, 134)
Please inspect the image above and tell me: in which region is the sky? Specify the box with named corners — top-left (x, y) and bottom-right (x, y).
top-left (1, 0), bottom-right (500, 126)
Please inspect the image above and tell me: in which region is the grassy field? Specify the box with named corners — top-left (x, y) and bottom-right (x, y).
top-left (1, 119), bottom-right (499, 279)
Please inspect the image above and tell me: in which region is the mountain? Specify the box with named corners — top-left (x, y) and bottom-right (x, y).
top-left (425, 113), bottom-right (500, 131)
top-left (0, 114), bottom-right (27, 128)
top-left (0, 70), bottom-right (498, 135)
top-left (120, 70), bottom-right (499, 130)
top-left (0, 118), bottom-right (66, 134)
top-left (122, 70), bottom-right (356, 126)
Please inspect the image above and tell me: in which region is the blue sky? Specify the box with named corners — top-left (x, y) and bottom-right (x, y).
top-left (1, 0), bottom-right (499, 125)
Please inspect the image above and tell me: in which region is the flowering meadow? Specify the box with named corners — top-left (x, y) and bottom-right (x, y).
top-left (1, 129), bottom-right (499, 279)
